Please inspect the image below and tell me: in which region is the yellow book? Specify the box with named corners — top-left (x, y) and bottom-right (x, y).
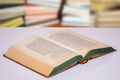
top-left (96, 23), bottom-right (120, 28)
top-left (91, 0), bottom-right (120, 11)
top-left (95, 11), bottom-right (120, 27)
top-left (97, 11), bottom-right (120, 17)
top-left (0, 0), bottom-right (25, 4)
top-left (0, 17), bottom-right (24, 27)
top-left (4, 30), bottom-right (116, 77)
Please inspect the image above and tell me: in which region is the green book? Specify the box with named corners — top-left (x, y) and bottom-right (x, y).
top-left (4, 30), bottom-right (116, 77)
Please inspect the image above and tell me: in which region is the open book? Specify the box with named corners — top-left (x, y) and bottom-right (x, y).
top-left (4, 30), bottom-right (116, 77)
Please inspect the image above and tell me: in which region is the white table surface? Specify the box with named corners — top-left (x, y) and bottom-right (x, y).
top-left (0, 28), bottom-right (120, 80)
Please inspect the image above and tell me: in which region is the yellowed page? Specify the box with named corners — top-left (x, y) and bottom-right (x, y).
top-left (5, 35), bottom-right (77, 76)
top-left (43, 30), bottom-right (109, 57)
top-left (5, 46), bottom-right (53, 77)
top-left (10, 36), bottom-right (77, 66)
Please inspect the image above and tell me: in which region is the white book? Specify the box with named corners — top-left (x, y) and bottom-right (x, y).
top-left (62, 3), bottom-right (89, 17)
top-left (65, 2), bottom-right (90, 8)
top-left (61, 22), bottom-right (90, 27)
top-left (63, 7), bottom-right (89, 17)
top-left (0, 6), bottom-right (25, 21)
top-left (62, 16), bottom-right (90, 27)
top-left (28, 0), bottom-right (62, 8)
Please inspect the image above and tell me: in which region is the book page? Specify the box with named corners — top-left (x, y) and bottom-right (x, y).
top-left (15, 36), bottom-right (77, 67)
top-left (43, 30), bottom-right (108, 57)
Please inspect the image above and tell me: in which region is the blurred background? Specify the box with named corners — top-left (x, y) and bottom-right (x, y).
top-left (91, 0), bottom-right (120, 27)
top-left (0, 0), bottom-right (120, 28)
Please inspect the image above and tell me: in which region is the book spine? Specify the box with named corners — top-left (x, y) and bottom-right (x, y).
top-left (28, 0), bottom-right (61, 4)
top-left (27, 0), bottom-right (61, 8)
top-left (95, 11), bottom-right (120, 27)
top-left (0, 6), bottom-right (25, 21)
top-left (63, 6), bottom-right (89, 17)
top-left (61, 22), bottom-right (90, 27)
top-left (0, 17), bottom-right (24, 27)
top-left (27, 19), bottom-right (59, 28)
top-left (98, 11), bottom-right (120, 17)
top-left (25, 15), bottom-right (57, 25)
top-left (0, 0), bottom-right (25, 5)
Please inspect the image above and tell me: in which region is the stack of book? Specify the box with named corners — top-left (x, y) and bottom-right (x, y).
top-left (0, 0), bottom-right (25, 27)
top-left (0, 0), bottom-right (91, 27)
top-left (96, 10), bottom-right (120, 27)
top-left (91, 0), bottom-right (120, 27)
top-left (25, 0), bottom-right (62, 26)
top-left (91, 0), bottom-right (119, 12)
top-left (61, 0), bottom-right (90, 27)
